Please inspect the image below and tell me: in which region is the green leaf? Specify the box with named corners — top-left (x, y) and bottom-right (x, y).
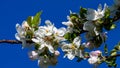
top-left (27, 16), bottom-right (33, 27)
top-left (110, 51), bottom-right (117, 56)
top-left (114, 42), bottom-right (120, 50)
top-left (64, 33), bottom-right (71, 40)
top-left (35, 44), bottom-right (40, 50)
top-left (110, 24), bottom-right (116, 30)
top-left (31, 11), bottom-right (42, 28)
top-left (84, 52), bottom-right (89, 58)
top-left (110, 49), bottom-right (117, 56)
top-left (80, 7), bottom-right (87, 18)
top-left (104, 8), bottom-right (110, 18)
top-left (105, 57), bottom-right (117, 68)
top-left (26, 11), bottom-right (42, 30)
top-left (64, 32), bottom-right (77, 42)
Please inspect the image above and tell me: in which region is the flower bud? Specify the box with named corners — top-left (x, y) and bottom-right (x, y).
top-left (54, 50), bottom-right (60, 56)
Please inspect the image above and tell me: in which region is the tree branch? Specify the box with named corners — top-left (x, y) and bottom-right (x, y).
top-left (106, 54), bottom-right (120, 58)
top-left (0, 40), bottom-right (33, 44)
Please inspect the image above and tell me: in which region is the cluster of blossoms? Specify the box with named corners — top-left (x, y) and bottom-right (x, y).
top-left (15, 0), bottom-right (120, 68)
top-left (16, 19), bottom-right (66, 68)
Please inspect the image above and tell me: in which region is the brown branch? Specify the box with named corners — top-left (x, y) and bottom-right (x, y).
top-left (0, 40), bottom-right (33, 44)
top-left (0, 39), bottom-right (120, 59)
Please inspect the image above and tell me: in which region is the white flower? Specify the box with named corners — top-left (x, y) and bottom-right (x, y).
top-left (88, 50), bottom-right (101, 64)
top-left (88, 56), bottom-right (98, 64)
top-left (62, 21), bottom-right (73, 27)
top-left (62, 16), bottom-right (74, 33)
top-left (32, 20), bottom-right (66, 54)
top-left (15, 21), bottom-right (33, 48)
top-left (73, 36), bottom-right (81, 48)
top-left (62, 36), bottom-right (83, 60)
top-left (15, 23), bottom-right (25, 41)
top-left (28, 51), bottom-right (38, 60)
top-left (32, 29), bottom-right (44, 45)
top-left (15, 21), bottom-right (32, 48)
top-left (64, 52), bottom-right (75, 60)
top-left (83, 21), bottom-right (99, 40)
top-left (53, 27), bottom-right (66, 41)
top-left (83, 21), bottom-right (95, 31)
top-left (39, 43), bottom-right (54, 53)
top-left (43, 20), bottom-right (54, 36)
top-left (86, 4), bottom-right (107, 21)
top-left (53, 27), bottom-right (66, 37)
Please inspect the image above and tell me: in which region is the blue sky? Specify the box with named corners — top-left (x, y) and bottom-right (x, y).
top-left (0, 0), bottom-right (120, 68)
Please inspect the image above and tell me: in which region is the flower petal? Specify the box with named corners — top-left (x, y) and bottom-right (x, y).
top-left (28, 51), bottom-right (38, 60)
top-left (88, 57), bottom-right (98, 64)
top-left (83, 21), bottom-right (95, 31)
top-left (47, 44), bottom-right (54, 53)
top-left (62, 21), bottom-right (73, 26)
top-left (32, 38), bottom-right (40, 44)
top-left (15, 33), bottom-right (21, 41)
top-left (16, 23), bottom-right (25, 35)
top-left (57, 27), bottom-right (66, 36)
top-left (66, 53), bottom-right (75, 60)
top-left (73, 36), bottom-right (81, 48)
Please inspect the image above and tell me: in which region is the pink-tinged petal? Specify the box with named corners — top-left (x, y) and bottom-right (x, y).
top-left (90, 50), bottom-right (101, 57)
top-left (88, 57), bottom-right (98, 64)
top-left (54, 50), bottom-right (60, 56)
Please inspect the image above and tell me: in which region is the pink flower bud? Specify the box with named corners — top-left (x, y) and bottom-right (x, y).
top-left (54, 50), bottom-right (60, 56)
top-left (90, 50), bottom-right (101, 57)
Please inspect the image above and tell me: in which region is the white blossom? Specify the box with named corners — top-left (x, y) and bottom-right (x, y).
top-left (86, 4), bottom-right (107, 21)
top-left (88, 50), bottom-right (101, 64)
top-left (62, 36), bottom-right (84, 60)
top-left (40, 20), bottom-right (54, 36)
top-left (83, 21), bottom-right (99, 40)
top-left (39, 43), bottom-right (54, 53)
top-left (32, 20), bottom-right (66, 54)
top-left (62, 16), bottom-right (74, 33)
top-left (15, 21), bottom-right (33, 48)
top-left (53, 27), bottom-right (66, 41)
top-left (88, 56), bottom-right (98, 64)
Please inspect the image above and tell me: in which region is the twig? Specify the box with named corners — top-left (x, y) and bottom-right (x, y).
top-left (0, 40), bottom-right (33, 44)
